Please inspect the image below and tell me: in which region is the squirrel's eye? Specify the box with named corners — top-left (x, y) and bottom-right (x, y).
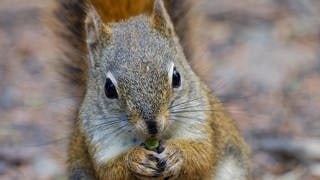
top-left (172, 67), bottom-right (181, 88)
top-left (104, 78), bottom-right (118, 99)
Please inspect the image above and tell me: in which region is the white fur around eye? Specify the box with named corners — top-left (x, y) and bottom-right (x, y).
top-left (168, 62), bottom-right (182, 90)
top-left (106, 71), bottom-right (118, 87)
top-left (168, 62), bottom-right (175, 86)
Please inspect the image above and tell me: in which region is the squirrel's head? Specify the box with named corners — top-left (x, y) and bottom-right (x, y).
top-left (82, 0), bottom-right (199, 140)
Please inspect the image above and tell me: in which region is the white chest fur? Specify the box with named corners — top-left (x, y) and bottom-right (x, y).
top-left (91, 128), bottom-right (140, 164)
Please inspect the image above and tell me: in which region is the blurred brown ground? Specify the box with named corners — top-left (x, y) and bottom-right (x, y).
top-left (0, 0), bottom-right (320, 179)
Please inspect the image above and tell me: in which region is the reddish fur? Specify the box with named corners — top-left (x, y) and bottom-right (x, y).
top-left (90, 0), bottom-right (154, 23)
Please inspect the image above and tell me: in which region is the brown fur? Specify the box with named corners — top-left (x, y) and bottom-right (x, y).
top-left (68, 123), bottom-right (96, 179)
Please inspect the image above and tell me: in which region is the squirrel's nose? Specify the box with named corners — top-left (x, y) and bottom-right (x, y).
top-left (145, 120), bottom-right (158, 135)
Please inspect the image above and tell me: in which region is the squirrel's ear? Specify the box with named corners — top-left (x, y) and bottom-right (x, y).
top-left (150, 0), bottom-right (175, 38)
top-left (85, 7), bottom-right (111, 50)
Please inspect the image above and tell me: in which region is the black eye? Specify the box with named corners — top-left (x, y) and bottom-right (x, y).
top-left (104, 78), bottom-right (118, 99)
top-left (172, 67), bottom-right (181, 88)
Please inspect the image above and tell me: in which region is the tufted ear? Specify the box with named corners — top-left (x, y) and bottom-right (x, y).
top-left (85, 7), bottom-right (111, 48)
top-left (85, 7), bottom-right (111, 50)
top-left (85, 7), bottom-right (101, 49)
top-left (150, 0), bottom-right (175, 38)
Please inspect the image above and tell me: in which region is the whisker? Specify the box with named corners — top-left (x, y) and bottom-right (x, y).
top-left (113, 122), bottom-right (131, 137)
top-left (171, 116), bottom-right (204, 124)
top-left (171, 109), bottom-right (221, 114)
top-left (169, 118), bottom-right (203, 131)
top-left (173, 115), bottom-right (203, 121)
top-left (169, 96), bottom-right (204, 109)
top-left (170, 96), bottom-right (226, 112)
top-left (170, 103), bottom-right (212, 111)
top-left (97, 122), bottom-right (123, 131)
top-left (91, 118), bottom-right (122, 127)
top-left (169, 95), bottom-right (184, 108)
top-left (101, 122), bottom-right (130, 142)
top-left (87, 119), bottom-right (123, 133)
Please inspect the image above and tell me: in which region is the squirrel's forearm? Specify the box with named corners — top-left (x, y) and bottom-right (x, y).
top-left (95, 154), bottom-right (134, 180)
top-left (172, 140), bottom-right (217, 179)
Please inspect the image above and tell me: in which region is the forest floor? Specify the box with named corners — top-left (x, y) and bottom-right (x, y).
top-left (0, 0), bottom-right (320, 179)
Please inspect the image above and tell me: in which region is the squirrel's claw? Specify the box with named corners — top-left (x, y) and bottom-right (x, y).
top-left (126, 147), bottom-right (162, 178)
top-left (126, 143), bottom-right (184, 179)
top-left (157, 143), bottom-right (184, 179)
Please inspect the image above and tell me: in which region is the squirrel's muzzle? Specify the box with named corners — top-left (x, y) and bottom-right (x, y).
top-left (145, 120), bottom-right (158, 135)
top-left (134, 115), bottom-right (167, 138)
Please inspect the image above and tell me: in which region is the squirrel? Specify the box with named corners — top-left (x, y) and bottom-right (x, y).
top-left (51, 0), bottom-right (250, 179)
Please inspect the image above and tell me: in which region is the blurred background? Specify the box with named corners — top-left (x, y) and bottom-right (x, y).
top-left (0, 0), bottom-right (320, 179)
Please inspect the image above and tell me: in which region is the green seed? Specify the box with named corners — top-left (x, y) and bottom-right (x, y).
top-left (144, 138), bottom-right (159, 150)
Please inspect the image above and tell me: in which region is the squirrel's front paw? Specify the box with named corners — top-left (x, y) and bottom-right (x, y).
top-left (157, 143), bottom-right (184, 179)
top-left (126, 143), bottom-right (183, 179)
